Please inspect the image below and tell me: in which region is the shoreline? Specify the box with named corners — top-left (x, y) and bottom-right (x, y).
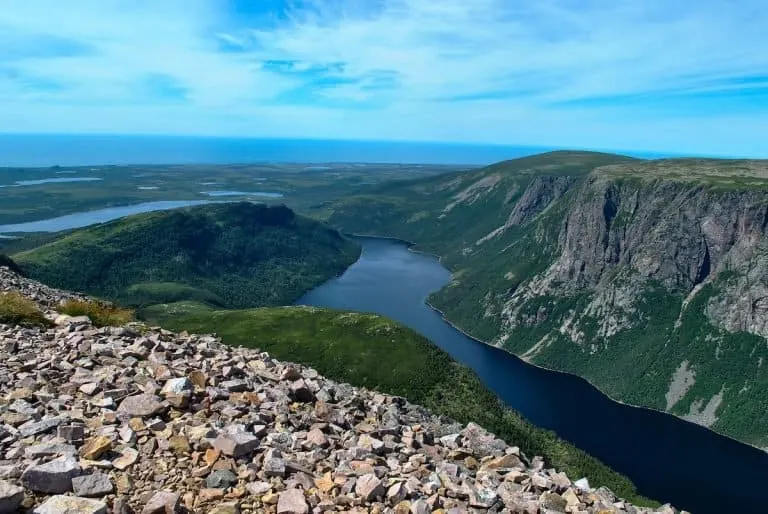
top-left (345, 232), bottom-right (768, 456)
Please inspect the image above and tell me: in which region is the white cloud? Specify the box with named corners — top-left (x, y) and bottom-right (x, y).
top-left (0, 0), bottom-right (767, 156)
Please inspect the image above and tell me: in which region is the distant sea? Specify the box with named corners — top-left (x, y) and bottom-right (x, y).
top-left (0, 134), bottom-right (668, 167)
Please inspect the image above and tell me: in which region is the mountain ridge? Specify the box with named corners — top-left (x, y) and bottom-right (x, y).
top-left (327, 151), bottom-right (768, 448)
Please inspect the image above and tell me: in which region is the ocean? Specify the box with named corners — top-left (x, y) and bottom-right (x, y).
top-left (0, 134), bottom-right (665, 167)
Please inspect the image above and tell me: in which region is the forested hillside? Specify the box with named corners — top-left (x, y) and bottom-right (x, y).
top-left (14, 202), bottom-right (360, 310)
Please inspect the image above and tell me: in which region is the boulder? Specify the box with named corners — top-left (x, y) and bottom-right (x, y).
top-left (117, 394), bottom-right (165, 418)
top-left (33, 495), bottom-right (107, 514)
top-left (72, 472), bottom-right (114, 497)
top-left (277, 488), bottom-right (308, 514)
top-left (21, 455), bottom-right (81, 493)
top-left (0, 480), bottom-right (24, 514)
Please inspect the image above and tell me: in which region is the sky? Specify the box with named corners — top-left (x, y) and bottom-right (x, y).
top-left (1, 0), bottom-right (767, 157)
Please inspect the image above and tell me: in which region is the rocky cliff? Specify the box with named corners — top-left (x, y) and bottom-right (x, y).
top-left (328, 152), bottom-right (768, 448)
top-left (0, 267), bottom-right (681, 513)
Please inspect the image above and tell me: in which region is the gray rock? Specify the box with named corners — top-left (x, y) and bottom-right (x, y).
top-left (141, 490), bottom-right (179, 514)
top-left (21, 454), bottom-right (81, 493)
top-left (355, 473), bottom-right (384, 502)
top-left (159, 377), bottom-right (192, 407)
top-left (263, 449), bottom-right (286, 477)
top-left (33, 495), bottom-right (107, 514)
top-left (221, 379), bottom-right (248, 392)
top-left (277, 488), bottom-right (308, 514)
top-left (246, 481), bottom-right (272, 496)
top-left (0, 479), bottom-right (24, 514)
top-left (19, 416), bottom-right (66, 437)
top-left (213, 432), bottom-right (259, 458)
top-left (117, 394), bottom-right (165, 418)
top-left (72, 472), bottom-right (114, 497)
top-left (24, 442), bottom-right (77, 459)
top-left (58, 424), bottom-right (86, 442)
top-left (205, 469), bottom-right (237, 489)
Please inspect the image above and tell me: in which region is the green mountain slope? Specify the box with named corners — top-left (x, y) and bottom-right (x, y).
top-left (142, 302), bottom-right (654, 506)
top-left (14, 202), bottom-right (360, 309)
top-left (328, 151), bottom-right (768, 447)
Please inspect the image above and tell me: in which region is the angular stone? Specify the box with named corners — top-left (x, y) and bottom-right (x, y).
top-left (246, 481), bottom-right (272, 496)
top-left (33, 495), bottom-right (107, 514)
top-left (263, 449), bottom-right (286, 477)
top-left (221, 379), bottom-right (248, 392)
top-left (141, 490), bottom-right (180, 514)
top-left (212, 432), bottom-right (259, 458)
top-left (0, 479), bottom-right (24, 514)
top-left (209, 503), bottom-right (240, 514)
top-left (355, 473), bottom-right (385, 502)
top-left (117, 394), bottom-right (165, 418)
top-left (168, 435), bottom-right (190, 454)
top-left (481, 453), bottom-right (523, 471)
top-left (80, 436), bottom-right (113, 460)
top-left (574, 477), bottom-right (591, 491)
top-left (19, 416), bottom-right (66, 437)
top-left (58, 424), bottom-right (86, 443)
top-left (24, 442), bottom-right (77, 459)
top-left (539, 491), bottom-right (567, 512)
top-left (206, 469), bottom-right (238, 489)
top-left (159, 378), bottom-right (192, 408)
top-left (21, 455), bottom-right (81, 493)
top-left (277, 488), bottom-right (308, 514)
top-left (112, 447), bottom-right (139, 470)
top-left (188, 370), bottom-right (207, 389)
top-left (72, 472), bottom-right (114, 497)
top-left (305, 428), bottom-right (328, 448)
top-left (314, 472), bottom-right (335, 493)
top-left (562, 488), bottom-right (581, 507)
top-left (387, 481), bottom-right (407, 503)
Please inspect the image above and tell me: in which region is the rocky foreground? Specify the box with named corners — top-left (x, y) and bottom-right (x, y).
top-left (0, 267), bottom-right (684, 513)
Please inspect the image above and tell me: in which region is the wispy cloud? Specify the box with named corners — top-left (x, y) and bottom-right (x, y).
top-left (1, 0), bottom-right (767, 156)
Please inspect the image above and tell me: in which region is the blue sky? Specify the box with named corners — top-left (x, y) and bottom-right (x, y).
top-left (1, 0), bottom-right (767, 157)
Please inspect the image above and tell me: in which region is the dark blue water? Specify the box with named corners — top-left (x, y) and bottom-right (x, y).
top-left (0, 200), bottom-right (214, 234)
top-left (0, 134), bottom-right (672, 167)
top-left (297, 236), bottom-right (768, 514)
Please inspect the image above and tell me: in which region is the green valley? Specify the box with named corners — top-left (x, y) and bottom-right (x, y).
top-left (13, 202), bottom-right (360, 310)
top-left (328, 151), bottom-right (768, 447)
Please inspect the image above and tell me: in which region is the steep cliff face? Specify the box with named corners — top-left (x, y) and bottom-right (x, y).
top-left (465, 171), bottom-right (768, 447)
top-left (329, 153), bottom-right (768, 447)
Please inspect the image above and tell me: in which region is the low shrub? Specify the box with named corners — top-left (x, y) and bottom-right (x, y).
top-left (0, 292), bottom-right (50, 326)
top-left (59, 299), bottom-right (134, 327)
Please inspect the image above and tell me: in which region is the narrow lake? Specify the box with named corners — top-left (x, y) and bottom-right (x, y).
top-left (0, 200), bottom-right (214, 234)
top-left (297, 236), bottom-right (768, 514)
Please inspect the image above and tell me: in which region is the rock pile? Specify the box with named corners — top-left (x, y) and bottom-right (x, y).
top-left (0, 267), bottom-right (685, 513)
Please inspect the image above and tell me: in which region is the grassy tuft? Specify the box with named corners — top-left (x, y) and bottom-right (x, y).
top-left (59, 299), bottom-right (134, 327)
top-left (0, 291), bottom-right (50, 326)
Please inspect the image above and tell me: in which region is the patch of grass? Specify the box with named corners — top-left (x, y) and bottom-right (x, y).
top-left (0, 291), bottom-right (50, 326)
top-left (59, 299), bottom-right (134, 327)
top-left (144, 304), bottom-right (656, 507)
